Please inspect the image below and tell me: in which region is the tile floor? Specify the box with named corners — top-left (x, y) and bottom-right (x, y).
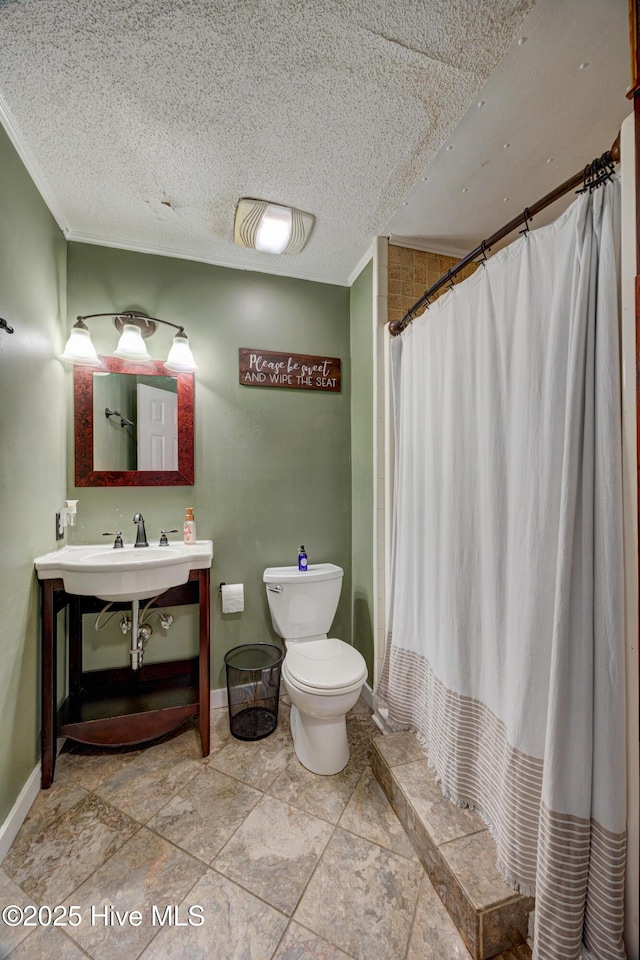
top-left (1, 698), bottom-right (529, 960)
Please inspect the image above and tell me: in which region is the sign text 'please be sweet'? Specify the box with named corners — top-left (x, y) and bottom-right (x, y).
top-left (239, 348), bottom-right (341, 392)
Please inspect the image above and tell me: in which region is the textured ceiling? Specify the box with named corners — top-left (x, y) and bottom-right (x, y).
top-left (0, 0), bottom-right (631, 286)
top-left (385, 0), bottom-right (631, 258)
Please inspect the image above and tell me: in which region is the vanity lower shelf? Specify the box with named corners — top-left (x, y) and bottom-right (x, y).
top-left (58, 659), bottom-right (201, 747)
top-left (39, 568), bottom-right (211, 788)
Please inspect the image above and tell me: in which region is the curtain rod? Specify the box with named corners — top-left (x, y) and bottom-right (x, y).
top-left (388, 134), bottom-right (621, 337)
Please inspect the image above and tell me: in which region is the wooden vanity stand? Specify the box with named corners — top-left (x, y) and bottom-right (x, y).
top-left (39, 568), bottom-right (210, 788)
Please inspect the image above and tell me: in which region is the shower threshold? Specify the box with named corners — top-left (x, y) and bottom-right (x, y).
top-left (371, 733), bottom-right (534, 960)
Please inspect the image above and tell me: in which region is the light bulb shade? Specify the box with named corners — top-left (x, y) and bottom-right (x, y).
top-left (114, 323), bottom-right (152, 362)
top-left (165, 332), bottom-right (197, 372)
top-left (234, 198), bottom-right (314, 254)
top-left (60, 325), bottom-right (100, 366)
top-left (255, 204), bottom-right (292, 253)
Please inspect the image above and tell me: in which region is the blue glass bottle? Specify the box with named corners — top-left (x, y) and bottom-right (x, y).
top-left (298, 545), bottom-right (308, 572)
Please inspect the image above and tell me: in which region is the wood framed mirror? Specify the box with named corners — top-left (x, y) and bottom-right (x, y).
top-left (74, 357), bottom-right (194, 486)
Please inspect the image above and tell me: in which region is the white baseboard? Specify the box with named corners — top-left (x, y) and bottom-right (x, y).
top-left (0, 763), bottom-right (41, 864)
top-left (0, 739), bottom-right (68, 864)
top-left (372, 704), bottom-right (394, 734)
top-left (210, 686), bottom-right (228, 709)
top-left (360, 682), bottom-right (374, 709)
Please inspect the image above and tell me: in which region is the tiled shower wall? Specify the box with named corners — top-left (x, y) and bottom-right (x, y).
top-left (387, 245), bottom-right (478, 325)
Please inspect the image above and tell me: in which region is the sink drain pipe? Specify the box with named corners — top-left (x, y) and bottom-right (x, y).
top-left (94, 597), bottom-right (172, 671)
top-left (130, 599), bottom-right (143, 671)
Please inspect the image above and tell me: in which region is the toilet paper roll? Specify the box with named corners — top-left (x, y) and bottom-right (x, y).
top-left (221, 583), bottom-right (244, 614)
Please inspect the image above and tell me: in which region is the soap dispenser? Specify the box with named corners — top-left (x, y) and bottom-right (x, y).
top-left (184, 507), bottom-right (197, 544)
top-left (298, 545), bottom-right (308, 572)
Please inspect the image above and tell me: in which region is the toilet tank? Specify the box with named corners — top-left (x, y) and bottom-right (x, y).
top-left (263, 563), bottom-right (343, 640)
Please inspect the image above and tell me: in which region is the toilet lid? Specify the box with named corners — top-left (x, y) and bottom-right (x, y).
top-left (284, 638), bottom-right (367, 690)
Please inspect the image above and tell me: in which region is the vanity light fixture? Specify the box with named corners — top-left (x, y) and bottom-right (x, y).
top-left (234, 198), bottom-right (315, 254)
top-left (60, 312), bottom-right (198, 372)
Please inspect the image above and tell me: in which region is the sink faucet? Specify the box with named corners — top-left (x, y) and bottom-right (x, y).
top-left (133, 513), bottom-right (149, 548)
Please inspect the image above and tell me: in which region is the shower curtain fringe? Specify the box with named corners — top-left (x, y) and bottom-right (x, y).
top-left (388, 132), bottom-right (621, 337)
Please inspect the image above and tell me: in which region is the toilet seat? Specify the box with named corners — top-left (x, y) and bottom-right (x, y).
top-left (283, 637), bottom-right (367, 696)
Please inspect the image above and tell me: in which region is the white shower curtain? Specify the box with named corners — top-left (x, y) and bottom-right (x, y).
top-left (378, 181), bottom-right (626, 960)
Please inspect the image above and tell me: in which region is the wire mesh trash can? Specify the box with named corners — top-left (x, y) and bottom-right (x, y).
top-left (224, 643), bottom-right (283, 741)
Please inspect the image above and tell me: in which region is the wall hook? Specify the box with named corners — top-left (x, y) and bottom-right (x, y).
top-left (0, 318), bottom-right (14, 335)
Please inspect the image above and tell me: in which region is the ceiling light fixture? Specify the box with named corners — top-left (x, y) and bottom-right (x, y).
top-left (234, 198), bottom-right (315, 255)
top-left (60, 312), bottom-right (197, 372)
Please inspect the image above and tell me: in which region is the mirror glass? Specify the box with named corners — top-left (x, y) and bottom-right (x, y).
top-left (74, 357), bottom-right (194, 486)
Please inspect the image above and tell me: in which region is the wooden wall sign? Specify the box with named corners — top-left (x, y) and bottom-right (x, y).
top-left (239, 348), bottom-right (341, 392)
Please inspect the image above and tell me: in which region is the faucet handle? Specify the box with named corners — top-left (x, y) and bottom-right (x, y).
top-left (103, 532), bottom-right (124, 549)
top-left (159, 529), bottom-right (179, 546)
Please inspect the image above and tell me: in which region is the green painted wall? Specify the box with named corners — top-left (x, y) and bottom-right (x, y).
top-left (0, 141), bottom-right (357, 826)
top-left (66, 243), bottom-right (352, 689)
top-left (349, 260), bottom-right (375, 680)
top-left (0, 127), bottom-right (67, 823)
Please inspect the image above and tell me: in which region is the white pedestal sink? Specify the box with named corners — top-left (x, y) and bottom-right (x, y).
top-left (34, 540), bottom-right (213, 601)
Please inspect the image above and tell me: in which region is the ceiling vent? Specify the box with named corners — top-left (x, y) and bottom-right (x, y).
top-left (234, 199), bottom-right (315, 255)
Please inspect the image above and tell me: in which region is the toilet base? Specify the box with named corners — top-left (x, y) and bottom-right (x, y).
top-left (289, 703), bottom-right (350, 775)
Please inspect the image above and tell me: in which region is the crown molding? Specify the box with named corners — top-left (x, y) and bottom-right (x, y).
top-left (347, 242), bottom-right (374, 286)
top-left (66, 230), bottom-right (352, 287)
top-left (388, 235), bottom-right (471, 259)
top-left (0, 93), bottom-right (69, 235)
top-left (1, 96), bottom-right (367, 289)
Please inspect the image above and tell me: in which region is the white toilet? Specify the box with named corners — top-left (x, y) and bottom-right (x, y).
top-left (263, 563), bottom-right (368, 775)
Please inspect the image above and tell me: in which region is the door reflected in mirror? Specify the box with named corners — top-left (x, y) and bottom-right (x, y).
top-left (74, 358), bottom-right (194, 487)
top-left (93, 373), bottom-right (178, 471)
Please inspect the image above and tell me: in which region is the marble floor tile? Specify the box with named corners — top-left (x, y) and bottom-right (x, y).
top-left (2, 707), bottom-right (531, 960)
top-left (272, 921), bottom-right (357, 959)
top-left (268, 753), bottom-right (361, 825)
top-left (372, 732), bottom-right (425, 768)
top-left (214, 794), bottom-right (333, 915)
top-left (338, 765), bottom-right (417, 861)
top-left (295, 827), bottom-right (422, 960)
top-left (56, 742), bottom-right (143, 792)
top-left (208, 717), bottom-right (294, 791)
top-left (2, 793), bottom-right (138, 903)
top-left (345, 715), bottom-right (379, 763)
top-left (406, 874), bottom-right (473, 960)
top-left (0, 868), bottom-right (35, 959)
top-left (346, 695), bottom-right (373, 719)
top-left (3, 926), bottom-right (88, 960)
top-left (138, 869), bottom-right (288, 960)
top-left (7, 776), bottom-right (88, 846)
top-left (267, 717), bottom-right (373, 825)
top-left (162, 708), bottom-right (232, 762)
top-left (62, 826), bottom-right (205, 960)
top-left (94, 742), bottom-right (202, 823)
top-left (439, 830), bottom-right (518, 911)
top-left (148, 766), bottom-right (262, 863)
top-left (392, 760), bottom-right (485, 845)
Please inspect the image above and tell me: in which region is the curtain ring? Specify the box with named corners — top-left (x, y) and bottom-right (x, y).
top-left (519, 208), bottom-right (532, 237)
